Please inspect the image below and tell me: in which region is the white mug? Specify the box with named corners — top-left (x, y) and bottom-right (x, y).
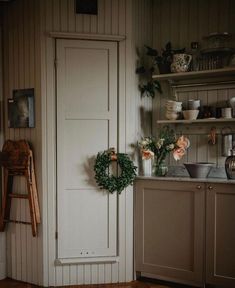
top-left (221, 107), bottom-right (232, 118)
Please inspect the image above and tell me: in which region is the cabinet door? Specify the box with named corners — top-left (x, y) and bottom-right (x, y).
top-left (206, 183), bottom-right (235, 287)
top-left (135, 180), bottom-right (205, 286)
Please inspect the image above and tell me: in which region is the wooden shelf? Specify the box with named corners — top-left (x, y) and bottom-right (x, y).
top-left (152, 67), bottom-right (235, 82)
top-left (157, 118), bottom-right (235, 124)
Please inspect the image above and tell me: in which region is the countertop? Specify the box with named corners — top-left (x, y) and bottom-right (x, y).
top-left (136, 176), bottom-right (235, 184)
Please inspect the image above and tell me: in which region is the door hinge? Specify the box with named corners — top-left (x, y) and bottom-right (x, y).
top-left (55, 231), bottom-right (58, 239)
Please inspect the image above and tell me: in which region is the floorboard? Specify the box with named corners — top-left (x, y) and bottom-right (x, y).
top-left (0, 278), bottom-right (192, 288)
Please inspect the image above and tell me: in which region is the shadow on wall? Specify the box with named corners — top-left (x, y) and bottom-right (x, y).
top-left (140, 106), bottom-right (152, 136)
top-left (138, 106), bottom-right (153, 176)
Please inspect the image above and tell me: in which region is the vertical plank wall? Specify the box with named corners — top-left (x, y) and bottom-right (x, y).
top-left (152, 0), bottom-right (235, 167)
top-left (1, 0), bottom-right (43, 285)
top-left (133, 0), bottom-right (153, 176)
top-left (4, 0), bottom-right (234, 285)
top-left (0, 23), bottom-right (6, 280)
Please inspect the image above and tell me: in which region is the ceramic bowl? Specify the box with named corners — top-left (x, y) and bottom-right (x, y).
top-left (184, 162), bottom-right (214, 178)
top-left (188, 99), bottom-right (200, 110)
top-left (166, 105), bottom-right (182, 112)
top-left (165, 112), bottom-right (178, 120)
top-left (183, 109), bottom-right (199, 120)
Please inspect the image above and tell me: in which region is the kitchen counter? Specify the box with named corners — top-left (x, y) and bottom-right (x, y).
top-left (136, 175), bottom-right (235, 184)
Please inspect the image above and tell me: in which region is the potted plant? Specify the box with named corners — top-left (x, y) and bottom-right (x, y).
top-left (136, 43), bottom-right (185, 97)
top-left (146, 42), bottom-right (185, 74)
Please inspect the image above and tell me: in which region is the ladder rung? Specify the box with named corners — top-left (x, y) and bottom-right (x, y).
top-left (4, 219), bottom-right (31, 225)
top-left (6, 166), bottom-right (28, 170)
top-left (8, 171), bottom-right (26, 176)
top-left (8, 193), bottom-right (28, 199)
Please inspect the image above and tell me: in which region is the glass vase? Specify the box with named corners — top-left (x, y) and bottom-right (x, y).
top-left (152, 158), bottom-right (168, 177)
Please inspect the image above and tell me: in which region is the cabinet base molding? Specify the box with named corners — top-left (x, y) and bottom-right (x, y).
top-left (139, 272), bottom-right (204, 287)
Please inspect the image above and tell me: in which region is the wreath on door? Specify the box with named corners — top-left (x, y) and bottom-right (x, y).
top-left (94, 148), bottom-right (137, 194)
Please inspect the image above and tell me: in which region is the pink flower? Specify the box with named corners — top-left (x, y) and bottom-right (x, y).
top-left (142, 149), bottom-right (154, 160)
top-left (176, 136), bottom-right (190, 149)
top-left (173, 147), bottom-right (186, 161)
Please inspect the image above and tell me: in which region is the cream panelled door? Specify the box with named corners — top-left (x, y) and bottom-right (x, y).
top-left (56, 39), bottom-right (118, 259)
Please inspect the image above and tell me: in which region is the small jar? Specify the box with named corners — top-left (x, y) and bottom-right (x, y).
top-left (225, 149), bottom-right (235, 179)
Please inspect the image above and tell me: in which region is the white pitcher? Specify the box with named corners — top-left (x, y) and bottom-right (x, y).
top-left (171, 53), bottom-right (192, 73)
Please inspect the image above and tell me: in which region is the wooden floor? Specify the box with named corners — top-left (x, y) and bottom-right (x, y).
top-left (0, 278), bottom-right (191, 288)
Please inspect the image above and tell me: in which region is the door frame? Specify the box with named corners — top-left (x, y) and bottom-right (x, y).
top-left (56, 39), bottom-right (118, 260)
top-left (41, 33), bottom-right (135, 286)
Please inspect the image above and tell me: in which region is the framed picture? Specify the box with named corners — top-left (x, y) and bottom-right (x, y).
top-left (75, 0), bottom-right (98, 15)
top-left (8, 88), bottom-right (35, 128)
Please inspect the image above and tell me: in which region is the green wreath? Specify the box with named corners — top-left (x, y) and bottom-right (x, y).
top-left (94, 150), bottom-right (137, 194)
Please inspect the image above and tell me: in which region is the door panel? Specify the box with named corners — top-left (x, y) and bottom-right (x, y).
top-left (135, 180), bottom-right (205, 286)
top-left (206, 183), bottom-right (235, 287)
top-left (63, 119), bottom-right (109, 189)
top-left (56, 39), bottom-right (118, 259)
top-left (64, 47), bottom-right (109, 113)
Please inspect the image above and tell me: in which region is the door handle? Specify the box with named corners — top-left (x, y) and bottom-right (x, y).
top-left (196, 185), bottom-right (201, 189)
top-left (208, 186), bottom-right (213, 190)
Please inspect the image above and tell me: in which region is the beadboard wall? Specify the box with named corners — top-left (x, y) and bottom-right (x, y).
top-left (1, 0), bottom-right (235, 286)
top-left (1, 0), bottom-right (43, 285)
top-left (0, 25), bottom-right (6, 280)
top-left (152, 0), bottom-right (235, 168)
top-left (1, 0), bottom-right (153, 286)
top-left (133, 0), bottom-right (153, 176)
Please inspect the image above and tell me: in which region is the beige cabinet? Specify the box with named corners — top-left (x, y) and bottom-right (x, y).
top-left (135, 179), bottom-right (235, 288)
top-left (135, 179), bottom-right (205, 287)
top-left (206, 183), bottom-right (235, 287)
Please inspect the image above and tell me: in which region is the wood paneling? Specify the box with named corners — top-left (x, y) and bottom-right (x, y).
top-left (2, 0), bottom-right (234, 286)
top-left (153, 0), bottom-right (235, 51)
top-left (1, 0), bottom-right (42, 285)
top-left (133, 0), bottom-right (153, 176)
top-left (0, 25), bottom-right (6, 281)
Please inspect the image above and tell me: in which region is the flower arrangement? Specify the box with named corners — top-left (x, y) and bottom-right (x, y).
top-left (138, 126), bottom-right (190, 176)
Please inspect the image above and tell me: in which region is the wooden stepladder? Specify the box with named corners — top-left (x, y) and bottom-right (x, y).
top-left (0, 140), bottom-right (40, 237)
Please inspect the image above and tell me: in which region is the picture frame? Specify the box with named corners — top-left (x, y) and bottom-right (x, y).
top-left (8, 88), bottom-right (35, 128)
top-left (75, 0), bottom-right (98, 15)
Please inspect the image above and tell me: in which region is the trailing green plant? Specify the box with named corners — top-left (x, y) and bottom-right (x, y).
top-left (136, 47), bottom-right (162, 98)
top-left (136, 43), bottom-right (185, 97)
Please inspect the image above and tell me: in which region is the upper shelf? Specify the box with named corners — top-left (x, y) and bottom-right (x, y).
top-left (152, 67), bottom-right (235, 82)
top-left (157, 118), bottom-right (235, 124)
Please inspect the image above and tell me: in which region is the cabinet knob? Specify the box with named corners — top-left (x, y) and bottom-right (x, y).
top-left (196, 185), bottom-right (201, 189)
top-left (208, 186), bottom-right (213, 190)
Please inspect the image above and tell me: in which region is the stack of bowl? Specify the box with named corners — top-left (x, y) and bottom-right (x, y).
top-left (183, 99), bottom-right (200, 120)
top-left (165, 100), bottom-right (182, 120)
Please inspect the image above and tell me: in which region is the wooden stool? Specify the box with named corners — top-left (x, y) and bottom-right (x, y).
top-left (0, 140), bottom-right (40, 237)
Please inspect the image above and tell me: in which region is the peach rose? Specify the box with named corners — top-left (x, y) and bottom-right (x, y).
top-left (176, 136), bottom-right (190, 149)
top-left (142, 149), bottom-right (155, 160)
top-left (173, 147), bottom-right (186, 161)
